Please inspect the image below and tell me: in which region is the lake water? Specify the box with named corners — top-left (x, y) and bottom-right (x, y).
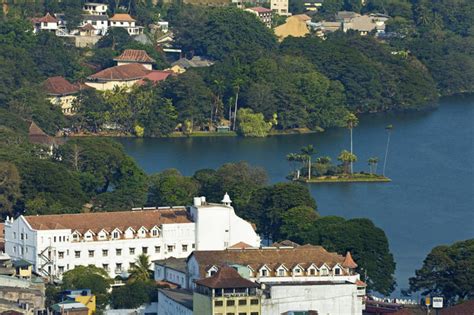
top-left (117, 95), bottom-right (474, 295)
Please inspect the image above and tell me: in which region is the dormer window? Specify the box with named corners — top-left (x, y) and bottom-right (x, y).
top-left (278, 269), bottom-right (285, 276)
top-left (320, 265), bottom-right (329, 276)
top-left (207, 265), bottom-right (218, 277)
top-left (84, 230), bottom-right (94, 241)
top-left (335, 268), bottom-right (341, 275)
top-left (259, 265), bottom-right (271, 277)
top-left (124, 227), bottom-right (135, 239)
top-left (111, 228), bottom-right (122, 240)
top-left (150, 226), bottom-right (160, 237)
top-left (97, 229), bottom-right (108, 240)
top-left (137, 227), bottom-right (148, 238)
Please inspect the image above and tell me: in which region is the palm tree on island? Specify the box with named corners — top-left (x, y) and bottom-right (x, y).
top-left (383, 124), bottom-right (393, 176)
top-left (368, 157), bottom-right (379, 175)
top-left (344, 113), bottom-right (359, 174)
top-left (300, 145), bottom-right (316, 180)
top-left (286, 153), bottom-right (301, 179)
top-left (338, 150), bottom-right (357, 175)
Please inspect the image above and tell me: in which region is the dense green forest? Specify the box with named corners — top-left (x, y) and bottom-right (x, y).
top-left (1, 0), bottom-right (472, 137)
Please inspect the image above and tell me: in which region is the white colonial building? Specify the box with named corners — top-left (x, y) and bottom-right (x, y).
top-left (4, 195), bottom-right (260, 280)
top-left (83, 2), bottom-right (108, 15)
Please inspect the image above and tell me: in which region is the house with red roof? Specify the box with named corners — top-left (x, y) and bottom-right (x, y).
top-left (43, 76), bottom-right (80, 115)
top-left (245, 7), bottom-right (273, 28)
top-left (109, 13), bottom-right (143, 35)
top-left (31, 13), bottom-right (59, 33)
top-left (113, 49), bottom-right (156, 70)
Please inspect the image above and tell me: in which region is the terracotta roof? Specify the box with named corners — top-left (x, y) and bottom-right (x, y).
top-left (114, 49), bottom-right (155, 64)
top-left (80, 23), bottom-right (96, 31)
top-left (355, 279), bottom-right (367, 287)
top-left (43, 76), bottom-right (79, 96)
top-left (28, 122), bottom-right (58, 146)
top-left (247, 7), bottom-right (272, 13)
top-left (342, 251), bottom-right (358, 268)
top-left (88, 63), bottom-right (150, 82)
top-left (229, 242), bottom-right (255, 249)
top-left (31, 13), bottom-right (57, 24)
top-left (191, 245), bottom-right (354, 277)
top-left (441, 300), bottom-right (474, 315)
top-left (195, 266), bottom-right (258, 289)
top-left (23, 208), bottom-right (191, 234)
top-left (109, 13), bottom-right (135, 22)
top-left (137, 70), bottom-right (172, 86)
top-left (272, 240), bottom-right (300, 248)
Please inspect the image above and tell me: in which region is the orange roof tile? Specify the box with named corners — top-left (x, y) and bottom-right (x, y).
top-left (137, 70), bottom-right (172, 86)
top-left (88, 63), bottom-right (150, 82)
top-left (109, 13), bottom-right (135, 22)
top-left (31, 13), bottom-right (57, 24)
top-left (24, 208), bottom-right (191, 234)
top-left (114, 49), bottom-right (155, 64)
top-left (229, 242), bottom-right (255, 249)
top-left (342, 251), bottom-right (358, 269)
top-left (43, 76), bottom-right (79, 96)
top-left (191, 245), bottom-right (354, 277)
top-left (195, 266), bottom-right (258, 289)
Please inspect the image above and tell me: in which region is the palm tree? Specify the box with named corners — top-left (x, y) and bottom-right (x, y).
top-left (286, 153), bottom-right (299, 179)
top-left (232, 78), bottom-right (244, 131)
top-left (128, 254), bottom-right (151, 282)
top-left (383, 124), bottom-right (393, 176)
top-left (368, 157), bottom-right (379, 175)
top-left (300, 145), bottom-right (316, 180)
top-left (338, 150), bottom-right (357, 175)
top-left (344, 113), bottom-right (359, 174)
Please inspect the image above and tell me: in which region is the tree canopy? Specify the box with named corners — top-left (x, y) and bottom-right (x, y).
top-left (409, 239), bottom-right (474, 305)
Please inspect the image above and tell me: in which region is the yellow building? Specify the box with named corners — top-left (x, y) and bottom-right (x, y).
top-left (274, 14), bottom-right (311, 41)
top-left (194, 266), bottom-right (261, 315)
top-left (43, 76), bottom-right (80, 115)
top-left (60, 289), bottom-right (96, 315)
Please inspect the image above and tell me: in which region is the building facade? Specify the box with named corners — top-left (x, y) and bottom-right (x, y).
top-left (109, 14), bottom-right (144, 35)
top-left (4, 196), bottom-right (260, 280)
top-left (186, 244), bottom-right (366, 314)
top-left (271, 0), bottom-right (290, 16)
top-left (43, 76), bottom-right (80, 115)
top-left (83, 2), bottom-right (108, 15)
top-left (245, 7), bottom-right (273, 28)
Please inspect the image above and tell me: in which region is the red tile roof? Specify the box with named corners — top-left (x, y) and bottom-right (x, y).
top-left (137, 70), bottom-right (172, 86)
top-left (248, 7), bottom-right (272, 13)
top-left (28, 122), bottom-right (58, 146)
top-left (88, 63), bottom-right (150, 82)
top-left (195, 266), bottom-right (259, 289)
top-left (191, 245), bottom-right (355, 277)
top-left (342, 251), bottom-right (358, 268)
top-left (229, 242), bottom-right (255, 249)
top-left (114, 49), bottom-right (155, 64)
top-left (24, 208), bottom-right (191, 234)
top-left (80, 23), bottom-right (96, 31)
top-left (31, 13), bottom-right (57, 24)
top-left (43, 76), bottom-right (79, 96)
top-left (109, 13), bottom-right (135, 22)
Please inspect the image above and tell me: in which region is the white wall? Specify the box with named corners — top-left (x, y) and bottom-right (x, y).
top-left (157, 291), bottom-right (192, 315)
top-left (262, 283), bottom-right (364, 315)
top-left (5, 216), bottom-right (195, 279)
top-left (190, 203), bottom-right (260, 251)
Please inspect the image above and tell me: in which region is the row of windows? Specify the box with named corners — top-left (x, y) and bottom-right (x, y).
top-left (215, 312), bottom-right (259, 315)
top-left (59, 244), bottom-right (194, 259)
top-left (215, 299), bottom-right (259, 307)
top-left (12, 232), bottom-right (28, 240)
top-left (12, 246), bottom-right (28, 254)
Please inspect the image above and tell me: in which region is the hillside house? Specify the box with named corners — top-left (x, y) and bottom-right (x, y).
top-left (109, 13), bottom-right (143, 35)
top-left (31, 13), bottom-right (58, 33)
top-left (271, 0), bottom-right (290, 16)
top-left (43, 76), bottom-right (80, 115)
top-left (83, 2), bottom-right (108, 15)
top-left (245, 7), bottom-right (273, 28)
top-left (113, 49), bottom-right (156, 70)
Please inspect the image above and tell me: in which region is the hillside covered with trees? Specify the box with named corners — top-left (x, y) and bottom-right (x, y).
top-left (1, 0), bottom-right (472, 138)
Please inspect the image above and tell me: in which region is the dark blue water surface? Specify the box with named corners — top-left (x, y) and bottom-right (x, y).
top-left (117, 95), bottom-right (474, 295)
